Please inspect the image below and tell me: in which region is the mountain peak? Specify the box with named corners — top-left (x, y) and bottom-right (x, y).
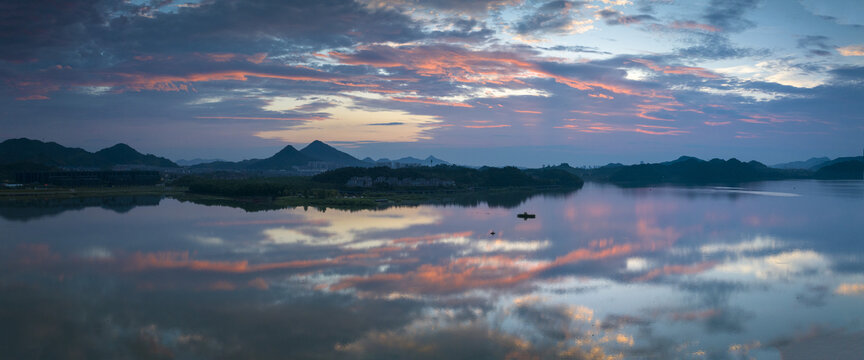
top-left (301, 140), bottom-right (335, 152)
top-left (274, 144), bottom-right (300, 155)
top-left (299, 140), bottom-right (365, 166)
top-left (98, 143), bottom-right (139, 155)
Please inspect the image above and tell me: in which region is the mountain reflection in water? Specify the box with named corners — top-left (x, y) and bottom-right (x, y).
top-left (1, 180), bottom-right (863, 359)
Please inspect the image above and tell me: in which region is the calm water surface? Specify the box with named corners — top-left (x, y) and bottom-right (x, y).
top-left (2, 180), bottom-right (863, 359)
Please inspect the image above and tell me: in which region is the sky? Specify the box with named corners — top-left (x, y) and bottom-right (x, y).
top-left (1, 0), bottom-right (863, 166)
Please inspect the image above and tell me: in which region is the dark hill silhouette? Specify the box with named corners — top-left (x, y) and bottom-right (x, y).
top-left (814, 160), bottom-right (863, 179)
top-left (299, 140), bottom-right (367, 167)
top-left (0, 138), bottom-right (94, 166)
top-left (95, 143), bottom-right (178, 168)
top-left (0, 138), bottom-right (177, 168)
top-left (246, 145), bottom-right (315, 170)
top-left (590, 157), bottom-right (809, 185)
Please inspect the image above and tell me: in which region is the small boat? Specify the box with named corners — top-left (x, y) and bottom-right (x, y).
top-left (516, 212), bottom-right (536, 220)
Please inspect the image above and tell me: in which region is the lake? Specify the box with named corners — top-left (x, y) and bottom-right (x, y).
top-left (2, 180), bottom-right (863, 359)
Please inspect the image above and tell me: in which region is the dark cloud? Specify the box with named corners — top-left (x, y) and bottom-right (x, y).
top-left (398, 0), bottom-right (517, 14)
top-left (702, 0), bottom-right (761, 32)
top-left (797, 35), bottom-right (835, 56)
top-left (0, 283), bottom-right (426, 360)
top-left (769, 327), bottom-right (864, 360)
top-left (598, 314), bottom-right (651, 331)
top-left (0, 0), bottom-right (425, 66)
top-left (103, 0), bottom-right (423, 55)
top-left (795, 285), bottom-right (830, 307)
top-left (633, 0), bottom-right (673, 14)
top-left (512, 0), bottom-right (587, 36)
top-left (830, 65), bottom-right (864, 81)
top-left (428, 17), bottom-right (497, 42)
top-left (0, 0), bottom-right (128, 62)
top-left (596, 9), bottom-right (657, 26)
top-left (675, 34), bottom-right (769, 60)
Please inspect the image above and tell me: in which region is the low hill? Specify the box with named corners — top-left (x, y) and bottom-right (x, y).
top-left (0, 138), bottom-right (94, 166)
top-left (246, 145), bottom-right (315, 170)
top-left (582, 157), bottom-right (809, 185)
top-left (814, 160), bottom-right (864, 179)
top-left (0, 138), bottom-right (178, 168)
top-left (94, 144), bottom-right (178, 168)
top-left (299, 140), bottom-right (367, 167)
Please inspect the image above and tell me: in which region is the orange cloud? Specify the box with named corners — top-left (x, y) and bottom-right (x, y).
top-left (15, 94), bottom-right (49, 101)
top-left (330, 45), bottom-right (665, 98)
top-left (835, 283), bottom-right (864, 295)
top-left (108, 70), bottom-right (379, 92)
top-left (121, 250), bottom-right (404, 274)
top-left (331, 244), bottom-right (635, 294)
top-left (837, 45), bottom-right (864, 56)
top-left (704, 121), bottom-right (730, 126)
top-left (514, 110), bottom-right (542, 114)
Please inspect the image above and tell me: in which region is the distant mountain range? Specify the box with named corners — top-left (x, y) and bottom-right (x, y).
top-left (2, 137), bottom-right (859, 181)
top-left (0, 138), bottom-right (178, 168)
top-left (771, 157), bottom-right (831, 170)
top-left (364, 156), bottom-right (451, 167)
top-left (559, 155), bottom-right (863, 183)
top-left (0, 138), bottom-right (455, 173)
top-left (191, 140), bottom-right (379, 171)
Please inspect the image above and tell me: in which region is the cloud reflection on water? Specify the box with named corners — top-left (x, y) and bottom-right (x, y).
top-left (1, 181), bottom-right (863, 359)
